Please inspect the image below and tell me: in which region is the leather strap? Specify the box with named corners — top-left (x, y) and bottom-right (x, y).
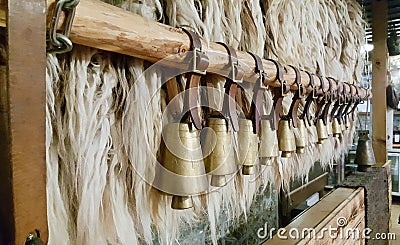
top-left (288, 65), bottom-right (305, 128)
top-left (248, 52), bottom-right (268, 133)
top-left (181, 28), bottom-right (209, 129)
top-left (330, 97), bottom-right (342, 120)
top-left (315, 94), bottom-right (328, 124)
top-left (165, 77), bottom-right (181, 121)
top-left (218, 42), bottom-right (244, 131)
top-left (301, 71), bottom-right (317, 126)
top-left (266, 59), bottom-right (290, 128)
top-left (320, 100), bottom-right (332, 125)
top-left (217, 42), bottom-right (244, 83)
top-left (301, 92), bottom-right (315, 126)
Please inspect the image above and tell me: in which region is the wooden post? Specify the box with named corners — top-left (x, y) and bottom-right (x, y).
top-left (0, 0), bottom-right (48, 244)
top-left (371, 0), bottom-right (388, 166)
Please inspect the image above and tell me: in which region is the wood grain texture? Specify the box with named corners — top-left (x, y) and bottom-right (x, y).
top-left (0, 0), bottom-right (48, 244)
top-left (0, 0), bottom-right (368, 98)
top-left (265, 188), bottom-right (365, 245)
top-left (371, 0), bottom-right (388, 166)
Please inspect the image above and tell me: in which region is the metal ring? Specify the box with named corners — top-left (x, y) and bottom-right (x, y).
top-left (64, 0), bottom-right (80, 9)
top-left (48, 34), bottom-right (73, 54)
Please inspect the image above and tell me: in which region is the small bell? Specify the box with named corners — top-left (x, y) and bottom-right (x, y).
top-left (156, 122), bottom-right (208, 209)
top-left (277, 117), bottom-right (296, 158)
top-left (355, 130), bottom-right (376, 172)
top-left (332, 118), bottom-right (342, 138)
top-left (295, 119), bottom-right (308, 154)
top-left (238, 119), bottom-right (258, 175)
top-left (316, 118), bottom-right (328, 144)
top-left (203, 118), bottom-right (237, 187)
top-left (258, 119), bottom-right (279, 164)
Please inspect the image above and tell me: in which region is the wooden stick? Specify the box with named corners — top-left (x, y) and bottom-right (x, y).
top-left (0, 0), bottom-right (368, 98)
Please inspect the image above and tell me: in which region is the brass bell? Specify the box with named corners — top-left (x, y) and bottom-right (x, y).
top-left (341, 121), bottom-right (347, 131)
top-left (258, 119), bottom-right (279, 164)
top-left (203, 118), bottom-right (237, 187)
top-left (309, 124), bottom-right (319, 144)
top-left (294, 119), bottom-right (308, 154)
top-left (345, 117), bottom-right (351, 129)
top-left (326, 119), bottom-right (333, 136)
top-left (316, 118), bottom-right (328, 144)
top-left (156, 122), bottom-right (208, 209)
top-left (332, 118), bottom-right (342, 138)
top-left (277, 117), bottom-right (296, 158)
top-left (355, 130), bottom-right (376, 172)
top-left (238, 119), bottom-right (258, 175)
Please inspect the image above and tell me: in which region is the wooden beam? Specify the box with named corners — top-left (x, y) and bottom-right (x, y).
top-left (0, 0), bottom-right (368, 98)
top-left (371, 0), bottom-right (388, 166)
top-left (0, 0), bottom-right (48, 244)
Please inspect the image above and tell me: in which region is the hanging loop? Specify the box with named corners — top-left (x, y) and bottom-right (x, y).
top-left (218, 42), bottom-right (244, 131)
top-left (248, 52), bottom-right (268, 133)
top-left (288, 65), bottom-right (305, 128)
top-left (266, 59), bottom-right (290, 96)
top-left (180, 28), bottom-right (209, 129)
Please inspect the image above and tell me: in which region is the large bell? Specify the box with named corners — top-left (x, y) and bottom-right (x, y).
top-left (295, 119), bottom-right (308, 154)
top-left (355, 130), bottom-right (376, 172)
top-left (203, 118), bottom-right (237, 187)
top-left (238, 119), bottom-right (258, 175)
top-left (316, 119), bottom-right (328, 144)
top-left (332, 118), bottom-right (342, 138)
top-left (258, 119), bottom-right (279, 164)
top-left (156, 122), bottom-right (208, 209)
top-left (277, 117), bottom-right (296, 158)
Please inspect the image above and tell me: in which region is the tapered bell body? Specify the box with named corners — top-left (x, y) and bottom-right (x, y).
top-left (341, 122), bottom-right (346, 131)
top-left (345, 117), bottom-right (351, 129)
top-left (277, 118), bottom-right (296, 158)
top-left (156, 122), bottom-right (208, 209)
top-left (332, 118), bottom-right (342, 138)
top-left (355, 130), bottom-right (376, 172)
top-left (203, 118), bottom-right (237, 187)
top-left (238, 119), bottom-right (258, 175)
top-left (258, 119), bottom-right (279, 164)
top-left (316, 119), bottom-right (328, 144)
top-left (295, 120), bottom-right (308, 154)
top-left (310, 124), bottom-right (319, 144)
top-left (327, 119), bottom-right (333, 136)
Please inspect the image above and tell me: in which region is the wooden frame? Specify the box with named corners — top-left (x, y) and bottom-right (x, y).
top-left (279, 172), bottom-right (329, 227)
top-left (0, 1), bottom-right (376, 244)
top-left (0, 0), bottom-right (48, 244)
